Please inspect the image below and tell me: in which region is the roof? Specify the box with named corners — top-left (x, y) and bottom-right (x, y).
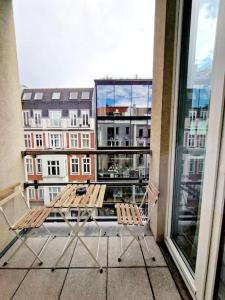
top-left (21, 88), bottom-right (94, 102)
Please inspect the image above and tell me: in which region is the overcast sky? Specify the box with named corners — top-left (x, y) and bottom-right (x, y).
top-left (13, 0), bottom-right (155, 88)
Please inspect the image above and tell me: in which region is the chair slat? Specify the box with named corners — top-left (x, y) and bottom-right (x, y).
top-left (120, 204), bottom-right (127, 224)
top-left (129, 204), bottom-right (138, 225)
top-left (116, 204), bottom-right (122, 224)
top-left (88, 185), bottom-right (101, 207)
top-left (134, 205), bottom-right (143, 225)
top-left (125, 204), bottom-right (133, 225)
top-left (96, 185), bottom-right (106, 208)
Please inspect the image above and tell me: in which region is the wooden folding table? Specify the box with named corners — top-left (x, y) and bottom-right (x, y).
top-left (48, 184), bottom-right (106, 273)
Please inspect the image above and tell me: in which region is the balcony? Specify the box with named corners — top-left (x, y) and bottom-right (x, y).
top-left (0, 222), bottom-right (182, 300)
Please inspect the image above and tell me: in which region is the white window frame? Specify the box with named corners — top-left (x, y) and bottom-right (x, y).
top-left (52, 92), bottom-right (61, 100)
top-left (36, 158), bottom-right (42, 174)
top-left (33, 110), bottom-right (42, 127)
top-left (50, 133), bottom-right (62, 149)
top-left (22, 92), bottom-right (32, 100)
top-left (82, 133), bottom-right (90, 148)
top-left (165, 1), bottom-right (225, 298)
top-left (25, 157), bottom-right (33, 175)
top-left (69, 91), bottom-right (78, 100)
top-left (23, 110), bottom-right (30, 127)
top-left (69, 110), bottom-right (77, 126)
top-left (35, 133), bottom-right (43, 148)
top-left (82, 157), bottom-right (91, 175)
top-left (81, 91), bottom-right (90, 99)
top-left (49, 186), bottom-right (61, 201)
top-left (81, 110), bottom-right (89, 126)
top-left (27, 187), bottom-right (35, 201)
top-left (37, 188), bottom-right (44, 201)
top-left (70, 133), bottom-right (78, 148)
top-left (49, 110), bottom-right (62, 127)
top-left (34, 92), bottom-right (43, 100)
top-left (47, 160), bottom-right (60, 176)
top-left (24, 133), bottom-right (32, 148)
top-left (71, 157), bottom-right (79, 175)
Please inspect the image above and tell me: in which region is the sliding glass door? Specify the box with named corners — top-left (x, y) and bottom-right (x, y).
top-left (171, 0), bottom-right (219, 273)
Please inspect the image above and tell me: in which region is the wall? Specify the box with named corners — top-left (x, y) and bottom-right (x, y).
top-left (0, 0), bottom-right (25, 250)
top-left (150, 0), bottom-right (177, 241)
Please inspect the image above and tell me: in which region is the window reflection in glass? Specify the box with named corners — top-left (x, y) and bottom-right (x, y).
top-left (171, 0), bottom-right (219, 272)
top-left (97, 154), bottom-right (149, 180)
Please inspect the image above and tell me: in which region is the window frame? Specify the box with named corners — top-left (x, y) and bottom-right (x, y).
top-left (70, 156), bottom-right (79, 175)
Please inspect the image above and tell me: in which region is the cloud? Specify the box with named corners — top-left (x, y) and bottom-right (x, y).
top-left (13, 0), bottom-right (155, 88)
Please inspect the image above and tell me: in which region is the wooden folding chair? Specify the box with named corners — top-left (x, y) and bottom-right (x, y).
top-left (115, 181), bottom-right (159, 262)
top-left (0, 184), bottom-right (54, 266)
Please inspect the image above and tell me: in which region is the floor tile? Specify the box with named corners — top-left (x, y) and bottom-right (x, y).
top-left (108, 236), bottom-right (145, 267)
top-left (60, 269), bottom-right (106, 300)
top-left (108, 268), bottom-right (153, 300)
top-left (140, 236), bottom-right (167, 266)
top-left (0, 237), bottom-right (46, 268)
top-left (148, 267), bottom-right (181, 300)
top-left (0, 269), bottom-right (27, 300)
top-left (70, 237), bottom-right (107, 267)
top-left (13, 269), bottom-right (67, 300)
top-left (33, 237), bottom-right (76, 268)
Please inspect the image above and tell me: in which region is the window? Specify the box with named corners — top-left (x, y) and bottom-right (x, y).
top-left (197, 159), bottom-right (204, 174)
top-left (71, 157), bottom-right (79, 174)
top-left (50, 134), bottom-right (61, 148)
top-left (52, 92), bottom-right (60, 100)
top-left (188, 134), bottom-right (195, 147)
top-left (70, 133), bottom-right (78, 148)
top-left (116, 127), bottom-right (119, 135)
top-left (139, 129), bottom-right (143, 137)
top-left (23, 111), bottom-right (30, 127)
top-left (49, 111), bottom-right (62, 127)
top-left (34, 92), bottom-right (43, 100)
top-left (189, 159), bottom-right (195, 174)
top-left (69, 110), bottom-right (77, 126)
top-left (82, 157), bottom-right (91, 174)
top-left (126, 127), bottom-right (129, 135)
top-left (38, 188), bottom-right (44, 201)
top-left (27, 188), bottom-right (35, 200)
top-left (49, 187), bottom-right (61, 201)
top-left (189, 110), bottom-right (197, 121)
top-left (24, 134), bottom-right (31, 148)
top-left (22, 92), bottom-right (32, 100)
top-left (69, 92), bottom-right (78, 99)
top-left (33, 110), bottom-right (42, 126)
top-left (35, 134), bottom-right (43, 148)
top-left (198, 134), bottom-right (206, 148)
top-left (25, 158), bottom-right (33, 174)
top-left (81, 110), bottom-right (89, 126)
top-left (81, 91), bottom-right (90, 99)
top-left (36, 158), bottom-right (42, 174)
top-left (82, 133), bottom-right (90, 148)
top-left (47, 160), bottom-right (60, 176)
top-left (200, 110), bottom-right (207, 120)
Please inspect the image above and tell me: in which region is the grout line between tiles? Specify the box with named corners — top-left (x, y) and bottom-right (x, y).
top-left (139, 237), bottom-right (156, 300)
top-left (10, 238), bottom-right (49, 299)
top-left (58, 237), bottom-right (78, 300)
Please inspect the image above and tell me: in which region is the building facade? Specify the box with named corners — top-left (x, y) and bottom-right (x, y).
top-left (21, 88), bottom-right (95, 205)
top-left (95, 79), bottom-right (152, 214)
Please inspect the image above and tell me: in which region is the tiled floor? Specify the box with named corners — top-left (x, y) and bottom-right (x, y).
top-left (0, 223), bottom-right (184, 300)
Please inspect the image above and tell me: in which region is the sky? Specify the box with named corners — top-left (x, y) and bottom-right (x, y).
top-left (13, 0), bottom-right (155, 89)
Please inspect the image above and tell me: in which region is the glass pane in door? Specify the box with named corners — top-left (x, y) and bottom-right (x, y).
top-left (171, 0), bottom-right (219, 272)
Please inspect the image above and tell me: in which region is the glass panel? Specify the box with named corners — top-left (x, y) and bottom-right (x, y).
top-left (114, 85), bottom-right (132, 116)
top-left (171, 0), bottom-right (219, 272)
top-left (97, 154), bottom-right (149, 180)
top-left (97, 85), bottom-right (114, 116)
top-left (131, 85), bottom-right (150, 116)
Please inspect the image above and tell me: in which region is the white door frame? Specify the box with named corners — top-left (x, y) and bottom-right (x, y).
top-left (165, 0), bottom-right (225, 299)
